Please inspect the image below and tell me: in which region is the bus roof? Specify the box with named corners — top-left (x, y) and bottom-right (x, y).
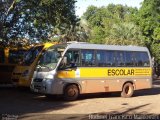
top-left (30, 42), bottom-right (57, 49)
top-left (66, 43), bottom-right (149, 52)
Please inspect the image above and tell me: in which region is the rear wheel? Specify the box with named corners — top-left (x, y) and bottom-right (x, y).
top-left (121, 83), bottom-right (134, 98)
top-left (64, 85), bottom-right (79, 101)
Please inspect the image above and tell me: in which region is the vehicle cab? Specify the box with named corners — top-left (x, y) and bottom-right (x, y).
top-left (30, 42), bottom-right (82, 100)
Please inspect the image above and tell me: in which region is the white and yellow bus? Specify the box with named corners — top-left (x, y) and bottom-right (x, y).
top-left (31, 42), bottom-right (152, 100)
top-left (11, 43), bottom-right (57, 87)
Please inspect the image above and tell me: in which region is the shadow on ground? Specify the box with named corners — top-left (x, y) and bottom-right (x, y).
top-left (17, 103), bottom-right (159, 120)
top-left (0, 87), bottom-right (74, 115)
top-left (78, 104), bottom-right (159, 120)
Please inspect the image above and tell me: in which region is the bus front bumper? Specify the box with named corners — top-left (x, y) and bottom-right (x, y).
top-left (30, 78), bottom-right (53, 94)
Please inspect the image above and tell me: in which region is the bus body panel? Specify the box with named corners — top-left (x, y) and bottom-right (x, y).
top-left (54, 67), bottom-right (152, 94)
top-left (31, 67), bottom-right (152, 95)
top-left (31, 43), bottom-right (153, 97)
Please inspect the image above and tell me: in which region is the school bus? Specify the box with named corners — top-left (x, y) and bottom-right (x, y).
top-left (30, 42), bottom-right (152, 100)
top-left (0, 45), bottom-right (30, 84)
top-left (11, 43), bottom-right (57, 87)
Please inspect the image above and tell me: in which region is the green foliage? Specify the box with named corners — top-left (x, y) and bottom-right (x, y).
top-left (137, 0), bottom-right (160, 44)
top-left (153, 27), bottom-right (160, 41)
top-left (82, 4), bottom-right (142, 45)
top-left (90, 26), bottom-right (105, 44)
top-left (105, 22), bottom-right (144, 46)
top-left (82, 0), bottom-right (160, 61)
top-left (151, 43), bottom-right (160, 63)
top-left (0, 0), bottom-right (78, 43)
top-left (136, 0), bottom-right (160, 61)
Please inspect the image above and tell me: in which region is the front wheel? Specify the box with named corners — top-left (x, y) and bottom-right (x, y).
top-left (64, 85), bottom-right (79, 101)
top-left (121, 83), bottom-right (134, 98)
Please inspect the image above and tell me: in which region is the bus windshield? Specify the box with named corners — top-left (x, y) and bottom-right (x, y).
top-left (23, 46), bottom-right (44, 65)
top-left (9, 49), bottom-right (28, 64)
top-left (38, 44), bottom-right (66, 70)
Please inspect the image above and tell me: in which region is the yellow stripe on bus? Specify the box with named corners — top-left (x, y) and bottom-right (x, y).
top-left (57, 67), bottom-right (152, 79)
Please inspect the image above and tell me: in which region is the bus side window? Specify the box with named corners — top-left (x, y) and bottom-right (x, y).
top-left (96, 50), bottom-right (106, 67)
top-left (81, 50), bottom-right (95, 67)
top-left (134, 52), bottom-right (150, 67)
top-left (96, 50), bottom-right (115, 67)
top-left (60, 50), bottom-right (80, 69)
top-left (125, 51), bottom-right (134, 66)
top-left (106, 51), bottom-right (116, 67)
top-left (116, 51), bottom-right (125, 67)
top-left (143, 53), bottom-right (150, 66)
top-left (73, 51), bottom-right (80, 67)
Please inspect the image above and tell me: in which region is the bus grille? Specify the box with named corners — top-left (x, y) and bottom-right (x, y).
top-left (34, 78), bottom-right (43, 82)
top-left (34, 85), bottom-right (41, 90)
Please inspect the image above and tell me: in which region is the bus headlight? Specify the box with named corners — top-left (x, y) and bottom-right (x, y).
top-left (22, 70), bottom-right (29, 77)
top-left (45, 74), bottom-right (53, 79)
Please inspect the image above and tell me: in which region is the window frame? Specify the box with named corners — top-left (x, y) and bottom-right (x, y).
top-left (125, 51), bottom-right (135, 67)
top-left (133, 51), bottom-right (150, 67)
top-left (96, 50), bottom-right (116, 67)
top-left (80, 49), bottom-right (96, 67)
top-left (59, 48), bottom-right (150, 68)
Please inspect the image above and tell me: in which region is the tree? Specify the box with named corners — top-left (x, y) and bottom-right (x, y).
top-left (0, 0), bottom-right (78, 43)
top-left (137, 0), bottom-right (160, 45)
top-left (82, 4), bottom-right (142, 45)
top-left (151, 43), bottom-right (160, 63)
top-left (89, 26), bottom-right (105, 44)
top-left (136, 0), bottom-right (160, 61)
top-left (105, 22), bottom-right (144, 46)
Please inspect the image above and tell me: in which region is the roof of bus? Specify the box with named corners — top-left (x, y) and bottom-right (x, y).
top-left (32, 42), bottom-right (58, 49)
top-left (43, 43), bottom-right (54, 48)
top-left (66, 43), bottom-right (149, 52)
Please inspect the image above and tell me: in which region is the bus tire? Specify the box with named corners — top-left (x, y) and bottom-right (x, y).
top-left (121, 83), bottom-right (134, 98)
top-left (64, 84), bottom-right (79, 101)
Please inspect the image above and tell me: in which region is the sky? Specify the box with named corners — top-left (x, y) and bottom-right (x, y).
top-left (75, 0), bottom-right (144, 17)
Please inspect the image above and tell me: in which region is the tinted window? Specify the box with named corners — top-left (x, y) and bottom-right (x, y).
top-left (0, 49), bottom-right (5, 63)
top-left (125, 52), bottom-right (134, 66)
top-left (9, 49), bottom-right (27, 64)
top-left (134, 52), bottom-right (150, 67)
top-left (81, 50), bottom-right (95, 67)
top-left (64, 50), bottom-right (80, 68)
top-left (106, 51), bottom-right (116, 66)
top-left (116, 51), bottom-right (125, 67)
top-left (96, 51), bottom-right (106, 67)
top-left (23, 46), bottom-right (43, 65)
top-left (96, 50), bottom-right (115, 67)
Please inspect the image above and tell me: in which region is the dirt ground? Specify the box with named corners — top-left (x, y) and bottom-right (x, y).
top-left (0, 79), bottom-right (160, 120)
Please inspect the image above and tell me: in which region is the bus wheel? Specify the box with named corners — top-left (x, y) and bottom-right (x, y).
top-left (64, 84), bottom-right (79, 101)
top-left (121, 83), bottom-right (134, 98)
